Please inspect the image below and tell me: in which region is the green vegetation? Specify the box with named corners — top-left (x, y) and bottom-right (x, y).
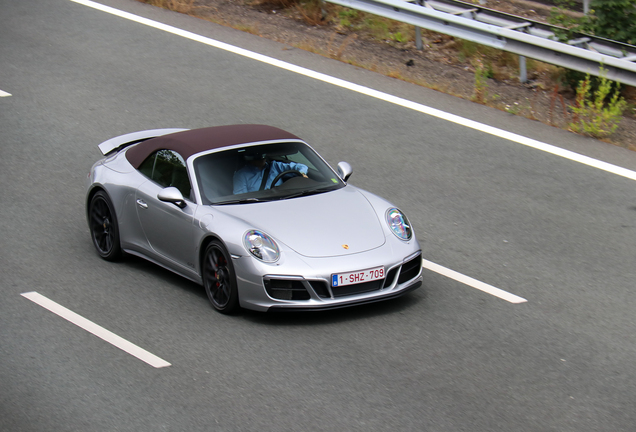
top-left (471, 58), bottom-right (489, 104)
top-left (549, 0), bottom-right (636, 45)
top-left (569, 67), bottom-right (628, 138)
top-left (589, 0), bottom-right (636, 44)
top-left (334, 5), bottom-right (414, 43)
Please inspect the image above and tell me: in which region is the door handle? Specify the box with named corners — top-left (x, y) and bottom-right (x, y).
top-left (136, 199), bottom-right (148, 209)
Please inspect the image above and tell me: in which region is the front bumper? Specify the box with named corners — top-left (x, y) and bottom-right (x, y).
top-left (268, 280), bottom-right (422, 312)
top-left (233, 244), bottom-right (423, 312)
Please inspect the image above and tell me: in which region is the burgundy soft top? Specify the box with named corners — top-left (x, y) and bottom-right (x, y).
top-left (126, 125), bottom-right (301, 168)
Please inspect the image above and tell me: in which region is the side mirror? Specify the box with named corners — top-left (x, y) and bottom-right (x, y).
top-left (158, 187), bottom-right (187, 209)
top-left (337, 161), bottom-right (353, 182)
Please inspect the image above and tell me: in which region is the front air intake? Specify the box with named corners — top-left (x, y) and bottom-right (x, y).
top-left (264, 279), bottom-right (310, 300)
top-left (398, 255), bottom-right (422, 284)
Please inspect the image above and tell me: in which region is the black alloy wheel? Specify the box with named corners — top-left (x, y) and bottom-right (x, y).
top-left (89, 190), bottom-right (122, 261)
top-left (203, 240), bottom-right (239, 313)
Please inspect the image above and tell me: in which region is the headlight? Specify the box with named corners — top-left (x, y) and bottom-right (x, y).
top-left (386, 208), bottom-right (412, 241)
top-left (244, 230), bottom-right (280, 262)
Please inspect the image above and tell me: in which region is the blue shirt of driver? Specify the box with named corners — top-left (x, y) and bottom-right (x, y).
top-left (233, 161), bottom-right (308, 194)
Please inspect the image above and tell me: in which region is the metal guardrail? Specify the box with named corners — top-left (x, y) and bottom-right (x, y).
top-left (324, 0), bottom-right (636, 86)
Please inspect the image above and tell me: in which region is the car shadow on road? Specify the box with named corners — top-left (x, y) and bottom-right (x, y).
top-left (120, 254), bottom-right (208, 298)
top-left (241, 290), bottom-right (427, 326)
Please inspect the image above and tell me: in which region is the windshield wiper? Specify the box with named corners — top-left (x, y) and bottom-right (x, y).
top-left (213, 186), bottom-right (337, 204)
top-left (213, 197), bottom-right (265, 205)
top-left (280, 186), bottom-right (337, 200)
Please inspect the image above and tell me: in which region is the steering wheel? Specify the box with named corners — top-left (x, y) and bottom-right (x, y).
top-left (271, 170), bottom-right (304, 188)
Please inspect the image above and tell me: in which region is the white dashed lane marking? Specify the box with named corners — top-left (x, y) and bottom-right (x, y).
top-left (21, 292), bottom-right (171, 368)
top-left (422, 259), bottom-right (528, 303)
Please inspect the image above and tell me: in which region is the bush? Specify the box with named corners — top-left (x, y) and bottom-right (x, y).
top-left (550, 0), bottom-right (636, 45)
top-left (586, 0), bottom-right (636, 45)
top-left (569, 67), bottom-right (628, 138)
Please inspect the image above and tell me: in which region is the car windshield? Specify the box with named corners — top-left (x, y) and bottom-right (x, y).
top-left (193, 141), bottom-right (345, 205)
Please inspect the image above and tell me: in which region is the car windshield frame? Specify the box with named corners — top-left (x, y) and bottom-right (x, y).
top-left (192, 141), bottom-right (345, 205)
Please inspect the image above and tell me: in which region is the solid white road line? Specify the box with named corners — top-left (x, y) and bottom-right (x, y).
top-left (422, 259), bottom-right (527, 303)
top-left (71, 0), bottom-right (636, 183)
top-left (0, 89), bottom-right (12, 97)
top-left (21, 292), bottom-right (171, 368)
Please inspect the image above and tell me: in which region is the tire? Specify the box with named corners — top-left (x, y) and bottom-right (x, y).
top-left (202, 240), bottom-right (239, 314)
top-left (88, 190), bottom-right (122, 261)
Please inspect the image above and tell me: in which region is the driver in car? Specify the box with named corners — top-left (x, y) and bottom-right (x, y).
top-left (233, 153), bottom-right (308, 194)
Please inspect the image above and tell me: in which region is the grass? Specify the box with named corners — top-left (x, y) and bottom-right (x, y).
top-left (471, 57), bottom-right (489, 104)
top-left (140, 0), bottom-right (198, 14)
top-left (234, 23), bottom-right (261, 36)
top-left (326, 33), bottom-right (357, 60)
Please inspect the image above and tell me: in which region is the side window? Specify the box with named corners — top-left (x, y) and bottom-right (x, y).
top-left (139, 153), bottom-right (156, 179)
top-left (138, 150), bottom-right (192, 200)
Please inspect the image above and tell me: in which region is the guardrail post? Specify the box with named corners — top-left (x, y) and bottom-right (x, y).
top-left (415, 0), bottom-right (423, 50)
top-left (519, 55), bottom-right (528, 83)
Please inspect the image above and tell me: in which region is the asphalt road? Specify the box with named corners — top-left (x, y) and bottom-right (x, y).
top-left (2, 0), bottom-right (636, 431)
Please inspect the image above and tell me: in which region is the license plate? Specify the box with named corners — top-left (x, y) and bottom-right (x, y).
top-left (332, 266), bottom-right (385, 287)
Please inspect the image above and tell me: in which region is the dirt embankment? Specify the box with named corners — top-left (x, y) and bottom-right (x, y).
top-left (166, 0), bottom-right (636, 149)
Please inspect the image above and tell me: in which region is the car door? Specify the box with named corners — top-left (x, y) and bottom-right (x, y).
top-left (135, 149), bottom-right (196, 272)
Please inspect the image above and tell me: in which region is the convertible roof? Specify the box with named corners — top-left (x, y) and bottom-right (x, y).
top-left (125, 125), bottom-right (301, 168)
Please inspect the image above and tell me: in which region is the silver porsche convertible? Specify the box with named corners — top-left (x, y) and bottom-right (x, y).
top-left (86, 125), bottom-right (422, 313)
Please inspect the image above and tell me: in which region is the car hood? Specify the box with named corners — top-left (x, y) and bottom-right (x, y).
top-left (217, 187), bottom-right (386, 258)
